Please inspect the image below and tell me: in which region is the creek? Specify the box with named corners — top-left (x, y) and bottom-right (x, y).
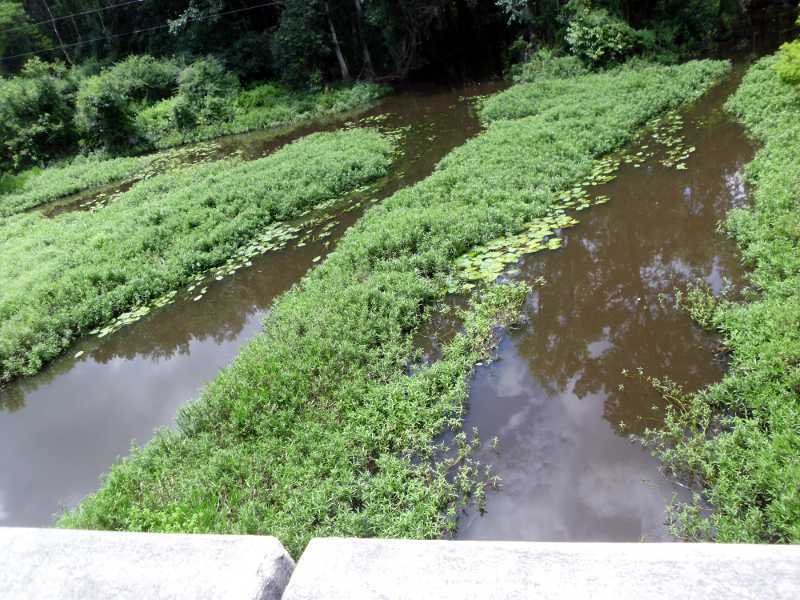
top-left (0, 80), bottom-right (503, 527)
top-left (456, 68), bottom-right (754, 541)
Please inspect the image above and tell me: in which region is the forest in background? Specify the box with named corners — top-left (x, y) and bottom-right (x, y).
top-left (1, 1), bottom-right (795, 82)
top-left (0, 0), bottom-right (797, 174)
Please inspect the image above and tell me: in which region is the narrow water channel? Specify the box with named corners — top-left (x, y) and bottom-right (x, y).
top-left (456, 69), bottom-right (754, 541)
top-left (0, 81), bottom-right (502, 527)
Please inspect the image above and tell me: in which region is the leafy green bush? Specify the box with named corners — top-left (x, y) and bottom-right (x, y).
top-left (511, 47), bottom-right (589, 83)
top-left (0, 58), bottom-right (76, 170)
top-left (775, 39), bottom-right (800, 86)
top-left (648, 55), bottom-right (800, 543)
top-left (0, 128), bottom-right (393, 382)
top-left (74, 55), bottom-right (181, 151)
top-left (566, 6), bottom-right (640, 67)
top-left (60, 60), bottom-right (728, 555)
top-left (174, 56), bottom-right (239, 127)
top-left (177, 56), bottom-right (239, 106)
top-left (237, 82), bottom-right (289, 110)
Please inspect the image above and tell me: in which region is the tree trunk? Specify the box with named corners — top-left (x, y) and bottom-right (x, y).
top-left (324, 0), bottom-right (351, 82)
top-left (352, 0), bottom-right (375, 79)
top-left (41, 0), bottom-right (73, 65)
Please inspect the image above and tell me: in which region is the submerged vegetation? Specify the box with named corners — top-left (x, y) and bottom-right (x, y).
top-left (647, 53), bottom-right (800, 543)
top-left (0, 127), bottom-right (393, 382)
top-left (58, 60), bottom-right (728, 555)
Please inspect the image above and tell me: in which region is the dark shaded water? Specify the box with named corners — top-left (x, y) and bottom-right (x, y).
top-left (456, 71), bottom-right (753, 541)
top-left (0, 81), bottom-right (502, 526)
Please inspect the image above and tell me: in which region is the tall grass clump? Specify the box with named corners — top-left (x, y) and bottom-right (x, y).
top-left (59, 60), bottom-right (728, 556)
top-left (0, 154), bottom-right (152, 217)
top-left (647, 55), bottom-right (800, 543)
top-left (0, 128), bottom-right (393, 382)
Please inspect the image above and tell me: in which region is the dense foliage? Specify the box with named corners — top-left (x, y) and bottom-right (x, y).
top-left (0, 127), bottom-right (393, 382)
top-left (0, 0), bottom-right (785, 172)
top-left (74, 55), bottom-right (181, 151)
top-left (0, 58), bottom-right (77, 170)
top-left (59, 59), bottom-right (727, 556)
top-left (776, 39), bottom-right (800, 85)
top-left (565, 5), bottom-right (641, 66)
top-left (0, 52), bottom-right (385, 170)
top-left (0, 0), bottom-right (772, 83)
top-left (648, 54), bottom-right (800, 543)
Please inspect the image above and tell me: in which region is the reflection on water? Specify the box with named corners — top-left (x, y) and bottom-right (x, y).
top-left (0, 80), bottom-right (503, 527)
top-left (457, 71), bottom-right (753, 541)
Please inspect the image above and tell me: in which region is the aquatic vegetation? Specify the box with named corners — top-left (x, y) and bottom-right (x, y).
top-left (0, 155), bottom-right (152, 217)
top-left (452, 214), bottom-right (579, 289)
top-left (0, 142), bottom-right (228, 218)
top-left (58, 60), bottom-right (728, 556)
top-left (0, 128), bottom-right (394, 382)
top-left (647, 55), bottom-right (800, 543)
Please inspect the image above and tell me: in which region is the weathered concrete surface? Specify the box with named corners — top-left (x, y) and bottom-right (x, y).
top-left (283, 538), bottom-right (800, 600)
top-left (0, 528), bottom-right (294, 600)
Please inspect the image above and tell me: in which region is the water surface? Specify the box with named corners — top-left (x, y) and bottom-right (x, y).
top-left (456, 71), bottom-right (753, 542)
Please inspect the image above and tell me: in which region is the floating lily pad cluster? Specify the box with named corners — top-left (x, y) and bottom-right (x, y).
top-left (620, 146), bottom-right (654, 168)
top-left (452, 213), bottom-right (579, 291)
top-left (139, 142), bottom-right (223, 181)
top-left (86, 187), bottom-right (373, 339)
top-left (354, 113), bottom-right (391, 126)
top-left (89, 290), bottom-right (178, 338)
top-left (73, 143), bottom-right (225, 215)
top-left (78, 191), bottom-right (113, 212)
top-left (649, 111), bottom-right (696, 170)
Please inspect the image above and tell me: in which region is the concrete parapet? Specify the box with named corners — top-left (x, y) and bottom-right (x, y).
top-left (282, 538), bottom-right (800, 600)
top-left (0, 527), bottom-right (294, 600)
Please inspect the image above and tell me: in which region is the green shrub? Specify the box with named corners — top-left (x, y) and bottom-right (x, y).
top-left (59, 60), bottom-right (728, 556)
top-left (566, 7), bottom-right (640, 67)
top-left (775, 40), bottom-right (800, 86)
top-left (237, 82), bottom-right (288, 110)
top-left (511, 47), bottom-right (589, 83)
top-left (0, 128), bottom-right (393, 382)
top-left (174, 56), bottom-right (239, 126)
top-left (0, 58), bottom-right (76, 170)
top-left (177, 56), bottom-right (239, 106)
top-left (74, 55), bottom-right (181, 151)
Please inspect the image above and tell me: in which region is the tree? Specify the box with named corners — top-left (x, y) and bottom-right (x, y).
top-left (0, 0), bottom-right (48, 74)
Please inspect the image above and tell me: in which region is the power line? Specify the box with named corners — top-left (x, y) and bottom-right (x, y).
top-left (1, 1), bottom-right (281, 63)
top-left (0, 0), bottom-right (145, 37)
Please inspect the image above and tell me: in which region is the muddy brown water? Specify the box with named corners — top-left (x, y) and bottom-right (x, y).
top-left (455, 70), bottom-right (754, 542)
top-left (0, 80), bottom-right (503, 527)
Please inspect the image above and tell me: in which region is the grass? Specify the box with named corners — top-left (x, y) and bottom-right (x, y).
top-left (0, 154), bottom-right (152, 217)
top-left (138, 82), bottom-right (388, 149)
top-left (58, 59), bottom-right (729, 556)
top-left (0, 128), bottom-right (393, 382)
top-left (646, 55), bottom-right (800, 543)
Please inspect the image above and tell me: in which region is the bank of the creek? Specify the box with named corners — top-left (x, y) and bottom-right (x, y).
top-left (455, 69), bottom-right (754, 542)
top-left (0, 81), bottom-right (503, 527)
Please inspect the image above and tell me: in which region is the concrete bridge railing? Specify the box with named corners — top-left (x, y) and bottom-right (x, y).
top-left (2, 528), bottom-right (800, 599)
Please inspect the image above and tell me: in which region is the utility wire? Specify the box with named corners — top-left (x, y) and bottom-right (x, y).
top-left (1, 1), bottom-right (281, 62)
top-left (0, 0), bottom-right (145, 37)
